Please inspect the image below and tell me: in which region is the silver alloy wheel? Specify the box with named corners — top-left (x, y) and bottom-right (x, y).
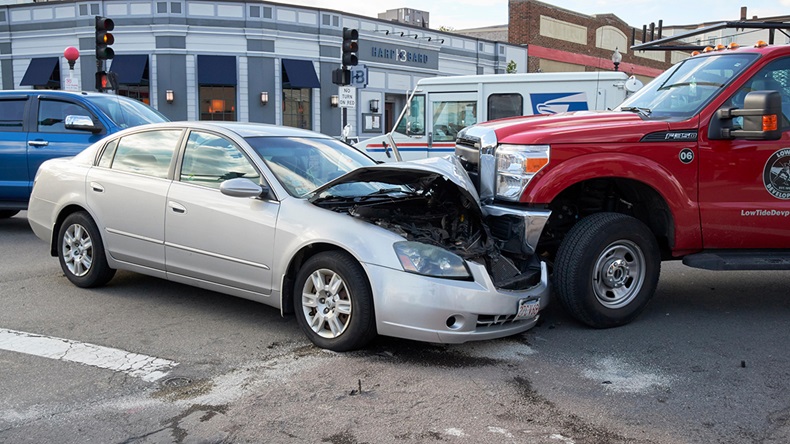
top-left (591, 240), bottom-right (646, 309)
top-left (62, 223), bottom-right (93, 277)
top-left (301, 268), bottom-right (352, 339)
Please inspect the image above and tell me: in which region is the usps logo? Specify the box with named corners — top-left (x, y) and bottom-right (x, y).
top-left (530, 92), bottom-right (589, 115)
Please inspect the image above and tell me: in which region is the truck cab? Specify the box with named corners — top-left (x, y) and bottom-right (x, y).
top-left (0, 91), bottom-right (167, 218)
top-left (455, 41), bottom-right (790, 328)
top-left (356, 72), bottom-right (637, 162)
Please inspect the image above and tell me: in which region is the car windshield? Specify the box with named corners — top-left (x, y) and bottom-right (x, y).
top-left (246, 136), bottom-right (377, 196)
top-left (89, 96), bottom-right (169, 128)
top-left (617, 53), bottom-right (758, 120)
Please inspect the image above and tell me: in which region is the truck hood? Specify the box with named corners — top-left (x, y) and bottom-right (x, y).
top-left (478, 111), bottom-right (674, 145)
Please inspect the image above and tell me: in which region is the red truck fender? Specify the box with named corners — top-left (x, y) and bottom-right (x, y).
top-left (523, 151), bottom-right (703, 254)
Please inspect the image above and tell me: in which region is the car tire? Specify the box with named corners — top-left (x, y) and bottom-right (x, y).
top-left (294, 251), bottom-right (377, 352)
top-left (57, 212), bottom-right (116, 288)
top-left (553, 212), bottom-right (660, 328)
top-left (0, 210), bottom-right (20, 219)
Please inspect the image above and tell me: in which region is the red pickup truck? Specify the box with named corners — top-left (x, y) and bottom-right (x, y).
top-left (455, 41), bottom-right (790, 328)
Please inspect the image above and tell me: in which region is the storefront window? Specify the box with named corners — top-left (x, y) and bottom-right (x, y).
top-left (282, 88), bottom-right (311, 129)
top-left (200, 86), bottom-right (236, 121)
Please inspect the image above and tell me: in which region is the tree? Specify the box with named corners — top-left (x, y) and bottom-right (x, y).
top-left (506, 60), bottom-right (517, 74)
top-left (438, 26), bottom-right (455, 32)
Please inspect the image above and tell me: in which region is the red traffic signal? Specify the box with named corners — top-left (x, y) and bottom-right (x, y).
top-left (342, 27), bottom-right (358, 67)
top-left (95, 16), bottom-right (115, 60)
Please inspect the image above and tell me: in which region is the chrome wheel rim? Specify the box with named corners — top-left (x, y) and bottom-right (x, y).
top-left (301, 268), bottom-right (352, 339)
top-left (62, 223), bottom-right (93, 277)
top-left (592, 240), bottom-right (645, 309)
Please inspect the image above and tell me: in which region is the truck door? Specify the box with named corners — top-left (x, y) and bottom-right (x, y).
top-left (27, 97), bottom-right (106, 190)
top-left (0, 95), bottom-right (31, 207)
top-left (428, 92), bottom-right (477, 158)
top-left (698, 57), bottom-right (790, 248)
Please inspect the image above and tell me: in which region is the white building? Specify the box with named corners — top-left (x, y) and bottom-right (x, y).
top-left (0, 0), bottom-right (526, 140)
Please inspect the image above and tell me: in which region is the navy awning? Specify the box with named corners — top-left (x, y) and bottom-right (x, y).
top-left (282, 59), bottom-right (320, 89)
top-left (109, 55), bottom-right (149, 85)
top-left (197, 55), bottom-right (237, 86)
top-left (20, 57), bottom-right (59, 87)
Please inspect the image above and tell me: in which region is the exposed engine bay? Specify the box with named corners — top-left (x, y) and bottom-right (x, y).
top-left (310, 164), bottom-right (541, 290)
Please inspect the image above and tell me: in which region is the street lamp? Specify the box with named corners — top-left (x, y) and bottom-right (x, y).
top-left (612, 48), bottom-right (622, 71)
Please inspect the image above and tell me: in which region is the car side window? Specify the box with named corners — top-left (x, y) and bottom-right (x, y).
top-left (0, 99), bottom-right (27, 132)
top-left (97, 139), bottom-right (119, 168)
top-left (180, 131), bottom-right (260, 189)
top-left (111, 129), bottom-right (181, 179)
top-left (37, 99), bottom-right (95, 133)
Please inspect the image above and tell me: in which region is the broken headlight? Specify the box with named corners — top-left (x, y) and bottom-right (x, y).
top-left (394, 241), bottom-right (471, 279)
top-left (495, 144), bottom-right (550, 201)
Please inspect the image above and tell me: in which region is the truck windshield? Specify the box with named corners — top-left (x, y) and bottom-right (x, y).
top-left (89, 95), bottom-right (169, 128)
top-left (617, 53), bottom-right (758, 120)
top-left (394, 95), bottom-right (426, 136)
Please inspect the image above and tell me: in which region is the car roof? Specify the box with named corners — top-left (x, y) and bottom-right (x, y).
top-left (0, 90), bottom-right (124, 99)
top-left (130, 121), bottom-right (336, 139)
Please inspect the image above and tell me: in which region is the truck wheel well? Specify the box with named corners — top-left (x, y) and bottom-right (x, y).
top-left (539, 178), bottom-right (674, 262)
top-left (280, 243), bottom-right (356, 315)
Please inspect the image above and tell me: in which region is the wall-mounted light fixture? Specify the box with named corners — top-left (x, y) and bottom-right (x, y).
top-left (165, 90), bottom-right (174, 104)
top-left (612, 48), bottom-right (622, 71)
top-left (260, 91), bottom-right (269, 105)
top-left (330, 95), bottom-right (339, 108)
top-left (369, 99), bottom-right (380, 113)
top-left (400, 32), bottom-right (419, 39)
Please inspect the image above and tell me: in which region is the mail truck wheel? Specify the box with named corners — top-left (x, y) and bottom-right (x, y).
top-left (294, 251), bottom-right (376, 351)
top-left (554, 212), bottom-right (660, 328)
top-left (58, 212), bottom-right (116, 288)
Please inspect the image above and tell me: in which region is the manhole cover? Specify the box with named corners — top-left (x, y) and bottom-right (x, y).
top-left (162, 377), bottom-right (193, 388)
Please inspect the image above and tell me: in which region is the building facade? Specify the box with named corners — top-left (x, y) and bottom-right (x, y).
top-left (507, 0), bottom-right (687, 83)
top-left (0, 0), bottom-right (526, 140)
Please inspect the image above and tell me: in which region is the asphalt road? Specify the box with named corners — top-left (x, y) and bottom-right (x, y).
top-left (2, 211), bottom-right (789, 444)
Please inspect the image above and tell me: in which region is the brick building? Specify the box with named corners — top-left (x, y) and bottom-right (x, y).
top-left (508, 0), bottom-right (690, 82)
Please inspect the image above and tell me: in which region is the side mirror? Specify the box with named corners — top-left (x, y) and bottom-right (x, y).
top-left (220, 178), bottom-right (270, 199)
top-left (711, 91), bottom-right (782, 141)
top-left (64, 115), bottom-right (102, 133)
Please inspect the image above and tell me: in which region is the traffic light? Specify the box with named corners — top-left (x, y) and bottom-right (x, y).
top-left (95, 16), bottom-right (115, 60)
top-left (332, 68), bottom-right (351, 86)
top-left (341, 27), bottom-right (358, 67)
top-left (95, 71), bottom-right (119, 92)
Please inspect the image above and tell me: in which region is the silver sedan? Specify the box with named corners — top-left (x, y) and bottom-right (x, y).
top-left (28, 122), bottom-right (549, 351)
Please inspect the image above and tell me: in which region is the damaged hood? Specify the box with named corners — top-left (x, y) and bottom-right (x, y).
top-left (308, 155), bottom-right (482, 208)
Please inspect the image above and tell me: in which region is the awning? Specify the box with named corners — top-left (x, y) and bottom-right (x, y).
top-left (20, 57), bottom-right (59, 87)
top-left (282, 59), bottom-right (320, 89)
top-left (109, 55), bottom-right (149, 85)
top-left (197, 55), bottom-right (237, 86)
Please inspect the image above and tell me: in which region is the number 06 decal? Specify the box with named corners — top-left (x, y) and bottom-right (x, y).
top-left (679, 148), bottom-right (695, 164)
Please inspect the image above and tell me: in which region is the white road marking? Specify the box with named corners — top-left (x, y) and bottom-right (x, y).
top-left (0, 328), bottom-right (177, 382)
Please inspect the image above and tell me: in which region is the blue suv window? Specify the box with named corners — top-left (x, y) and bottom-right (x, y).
top-left (0, 99), bottom-right (26, 132)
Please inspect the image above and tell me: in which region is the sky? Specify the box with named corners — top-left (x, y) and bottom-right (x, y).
top-left (284, 1), bottom-right (790, 31)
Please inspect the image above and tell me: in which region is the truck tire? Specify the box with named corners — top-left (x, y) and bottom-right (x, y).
top-left (553, 212), bottom-right (660, 328)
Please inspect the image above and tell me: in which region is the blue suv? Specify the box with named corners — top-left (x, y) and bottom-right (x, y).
top-left (0, 91), bottom-right (168, 218)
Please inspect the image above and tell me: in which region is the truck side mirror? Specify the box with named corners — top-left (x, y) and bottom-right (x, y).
top-left (710, 91), bottom-right (782, 141)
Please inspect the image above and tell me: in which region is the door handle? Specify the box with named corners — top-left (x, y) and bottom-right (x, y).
top-left (28, 140), bottom-right (49, 147)
top-left (168, 201), bottom-right (186, 214)
top-left (90, 182), bottom-right (104, 193)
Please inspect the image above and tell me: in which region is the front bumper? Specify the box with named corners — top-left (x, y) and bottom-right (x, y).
top-left (365, 260), bottom-right (550, 344)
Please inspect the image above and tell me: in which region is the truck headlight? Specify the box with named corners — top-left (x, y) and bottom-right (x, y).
top-left (495, 144), bottom-right (550, 201)
top-left (394, 241), bottom-right (471, 279)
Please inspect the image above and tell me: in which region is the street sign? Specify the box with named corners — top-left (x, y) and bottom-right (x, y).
top-left (64, 76), bottom-right (81, 92)
top-left (338, 86), bottom-right (355, 108)
top-left (350, 65), bottom-right (368, 88)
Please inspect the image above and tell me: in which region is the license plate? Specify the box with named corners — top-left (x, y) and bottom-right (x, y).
top-left (515, 299), bottom-right (540, 321)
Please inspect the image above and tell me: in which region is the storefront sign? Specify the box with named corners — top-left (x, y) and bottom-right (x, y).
top-left (359, 41), bottom-right (439, 70)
